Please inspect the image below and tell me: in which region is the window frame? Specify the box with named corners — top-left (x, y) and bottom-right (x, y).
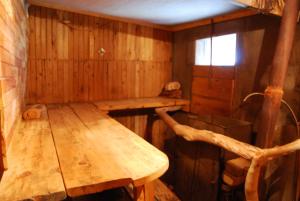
top-left (194, 33), bottom-right (237, 67)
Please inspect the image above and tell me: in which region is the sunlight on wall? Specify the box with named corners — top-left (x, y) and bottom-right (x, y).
top-left (2, 0), bottom-right (14, 18)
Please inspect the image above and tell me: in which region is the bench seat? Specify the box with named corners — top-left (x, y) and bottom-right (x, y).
top-left (0, 105), bottom-right (66, 201)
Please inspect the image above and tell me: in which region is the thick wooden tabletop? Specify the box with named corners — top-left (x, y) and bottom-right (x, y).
top-left (0, 106), bottom-right (66, 201)
top-left (94, 97), bottom-right (190, 111)
top-left (47, 103), bottom-right (169, 197)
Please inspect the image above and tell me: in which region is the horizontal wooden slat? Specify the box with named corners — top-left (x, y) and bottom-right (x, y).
top-left (94, 97), bottom-right (190, 111)
top-left (193, 66), bottom-right (235, 79)
top-left (191, 95), bottom-right (232, 116)
top-left (192, 77), bottom-right (234, 101)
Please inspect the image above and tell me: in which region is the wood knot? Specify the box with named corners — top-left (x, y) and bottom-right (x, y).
top-left (17, 171), bottom-right (32, 179)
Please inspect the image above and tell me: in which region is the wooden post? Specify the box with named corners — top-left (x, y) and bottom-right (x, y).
top-left (255, 1), bottom-right (299, 199)
top-left (134, 183), bottom-right (154, 201)
top-left (256, 0), bottom-right (299, 148)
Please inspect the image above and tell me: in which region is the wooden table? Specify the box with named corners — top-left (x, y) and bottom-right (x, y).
top-left (48, 103), bottom-right (169, 200)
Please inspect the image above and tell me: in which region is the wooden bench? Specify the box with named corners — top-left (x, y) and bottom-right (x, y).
top-left (94, 97), bottom-right (190, 112)
top-left (47, 103), bottom-right (169, 200)
top-left (0, 105), bottom-right (66, 201)
top-left (0, 100), bottom-right (181, 201)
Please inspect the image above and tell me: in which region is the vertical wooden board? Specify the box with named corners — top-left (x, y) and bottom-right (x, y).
top-left (78, 14), bottom-right (84, 60)
top-left (88, 16), bottom-right (95, 60)
top-left (87, 60), bottom-right (94, 101)
top-left (127, 61), bottom-right (135, 98)
top-left (57, 60), bottom-right (64, 102)
top-left (26, 60), bottom-right (37, 104)
top-left (52, 59), bottom-right (59, 102)
top-left (152, 29), bottom-right (160, 62)
top-left (68, 60), bottom-right (74, 102)
top-left (99, 19), bottom-right (109, 60)
top-left (51, 8), bottom-right (58, 60)
top-left (73, 13), bottom-right (79, 60)
top-left (121, 61), bottom-right (128, 98)
top-left (127, 23), bottom-right (136, 60)
top-left (46, 8), bottom-right (53, 60)
top-left (166, 32), bottom-right (173, 62)
top-left (136, 26), bottom-right (145, 60)
top-left (28, 7), bottom-right (36, 59)
top-left (83, 15), bottom-right (89, 60)
top-left (68, 12), bottom-right (74, 60)
top-left (134, 61), bottom-right (141, 98)
top-left (139, 61), bottom-right (146, 97)
top-left (114, 21), bottom-right (121, 61)
top-left (45, 59), bottom-right (53, 103)
top-left (36, 59), bottom-right (43, 103)
top-left (63, 60), bottom-right (69, 103)
top-left (135, 26), bottom-right (141, 61)
top-left (115, 61), bottom-right (122, 99)
top-left (145, 27), bottom-right (153, 61)
top-left (78, 60), bottom-right (85, 101)
top-left (40, 7), bottom-right (47, 59)
top-left (121, 22), bottom-right (128, 60)
top-left (92, 60), bottom-right (100, 100)
top-left (56, 11), bottom-right (64, 60)
top-left (72, 60), bottom-right (79, 101)
top-left (143, 62), bottom-right (150, 97)
top-left (35, 6), bottom-right (41, 59)
top-left (93, 18), bottom-right (100, 61)
top-left (103, 61), bottom-right (109, 100)
top-left (63, 13), bottom-right (69, 60)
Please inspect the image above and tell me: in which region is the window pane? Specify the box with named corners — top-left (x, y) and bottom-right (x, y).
top-left (212, 33), bottom-right (236, 66)
top-left (195, 37), bottom-right (211, 65)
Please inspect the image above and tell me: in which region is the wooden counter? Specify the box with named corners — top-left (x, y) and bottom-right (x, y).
top-left (94, 97), bottom-right (190, 111)
top-left (48, 103), bottom-right (169, 198)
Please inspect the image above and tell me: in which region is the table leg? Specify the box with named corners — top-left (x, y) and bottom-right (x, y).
top-left (134, 182), bottom-right (154, 201)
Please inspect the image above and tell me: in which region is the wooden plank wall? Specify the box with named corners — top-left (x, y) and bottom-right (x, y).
top-left (173, 15), bottom-right (281, 116)
top-left (26, 5), bottom-right (172, 137)
top-left (0, 0), bottom-right (28, 172)
top-left (191, 66), bottom-right (235, 116)
top-left (173, 14), bottom-right (300, 201)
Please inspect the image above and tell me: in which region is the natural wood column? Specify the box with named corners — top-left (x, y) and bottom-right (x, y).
top-left (256, 0), bottom-right (299, 148)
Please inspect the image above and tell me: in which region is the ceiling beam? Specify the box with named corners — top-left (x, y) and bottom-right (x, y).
top-left (234, 0), bottom-right (285, 16)
top-left (168, 9), bottom-right (258, 32)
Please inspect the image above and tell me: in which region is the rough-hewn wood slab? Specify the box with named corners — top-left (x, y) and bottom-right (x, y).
top-left (234, 0), bottom-right (284, 16)
top-left (48, 103), bottom-right (168, 197)
top-left (0, 105), bottom-right (66, 201)
top-left (94, 97), bottom-right (190, 111)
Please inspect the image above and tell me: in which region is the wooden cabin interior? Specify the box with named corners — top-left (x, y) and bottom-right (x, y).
top-left (1, 0), bottom-right (300, 201)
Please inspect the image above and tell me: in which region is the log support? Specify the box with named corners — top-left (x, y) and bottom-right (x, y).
top-left (134, 182), bottom-right (154, 201)
top-left (155, 107), bottom-right (300, 201)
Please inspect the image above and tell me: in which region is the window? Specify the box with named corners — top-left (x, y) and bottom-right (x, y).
top-left (195, 33), bottom-right (237, 66)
